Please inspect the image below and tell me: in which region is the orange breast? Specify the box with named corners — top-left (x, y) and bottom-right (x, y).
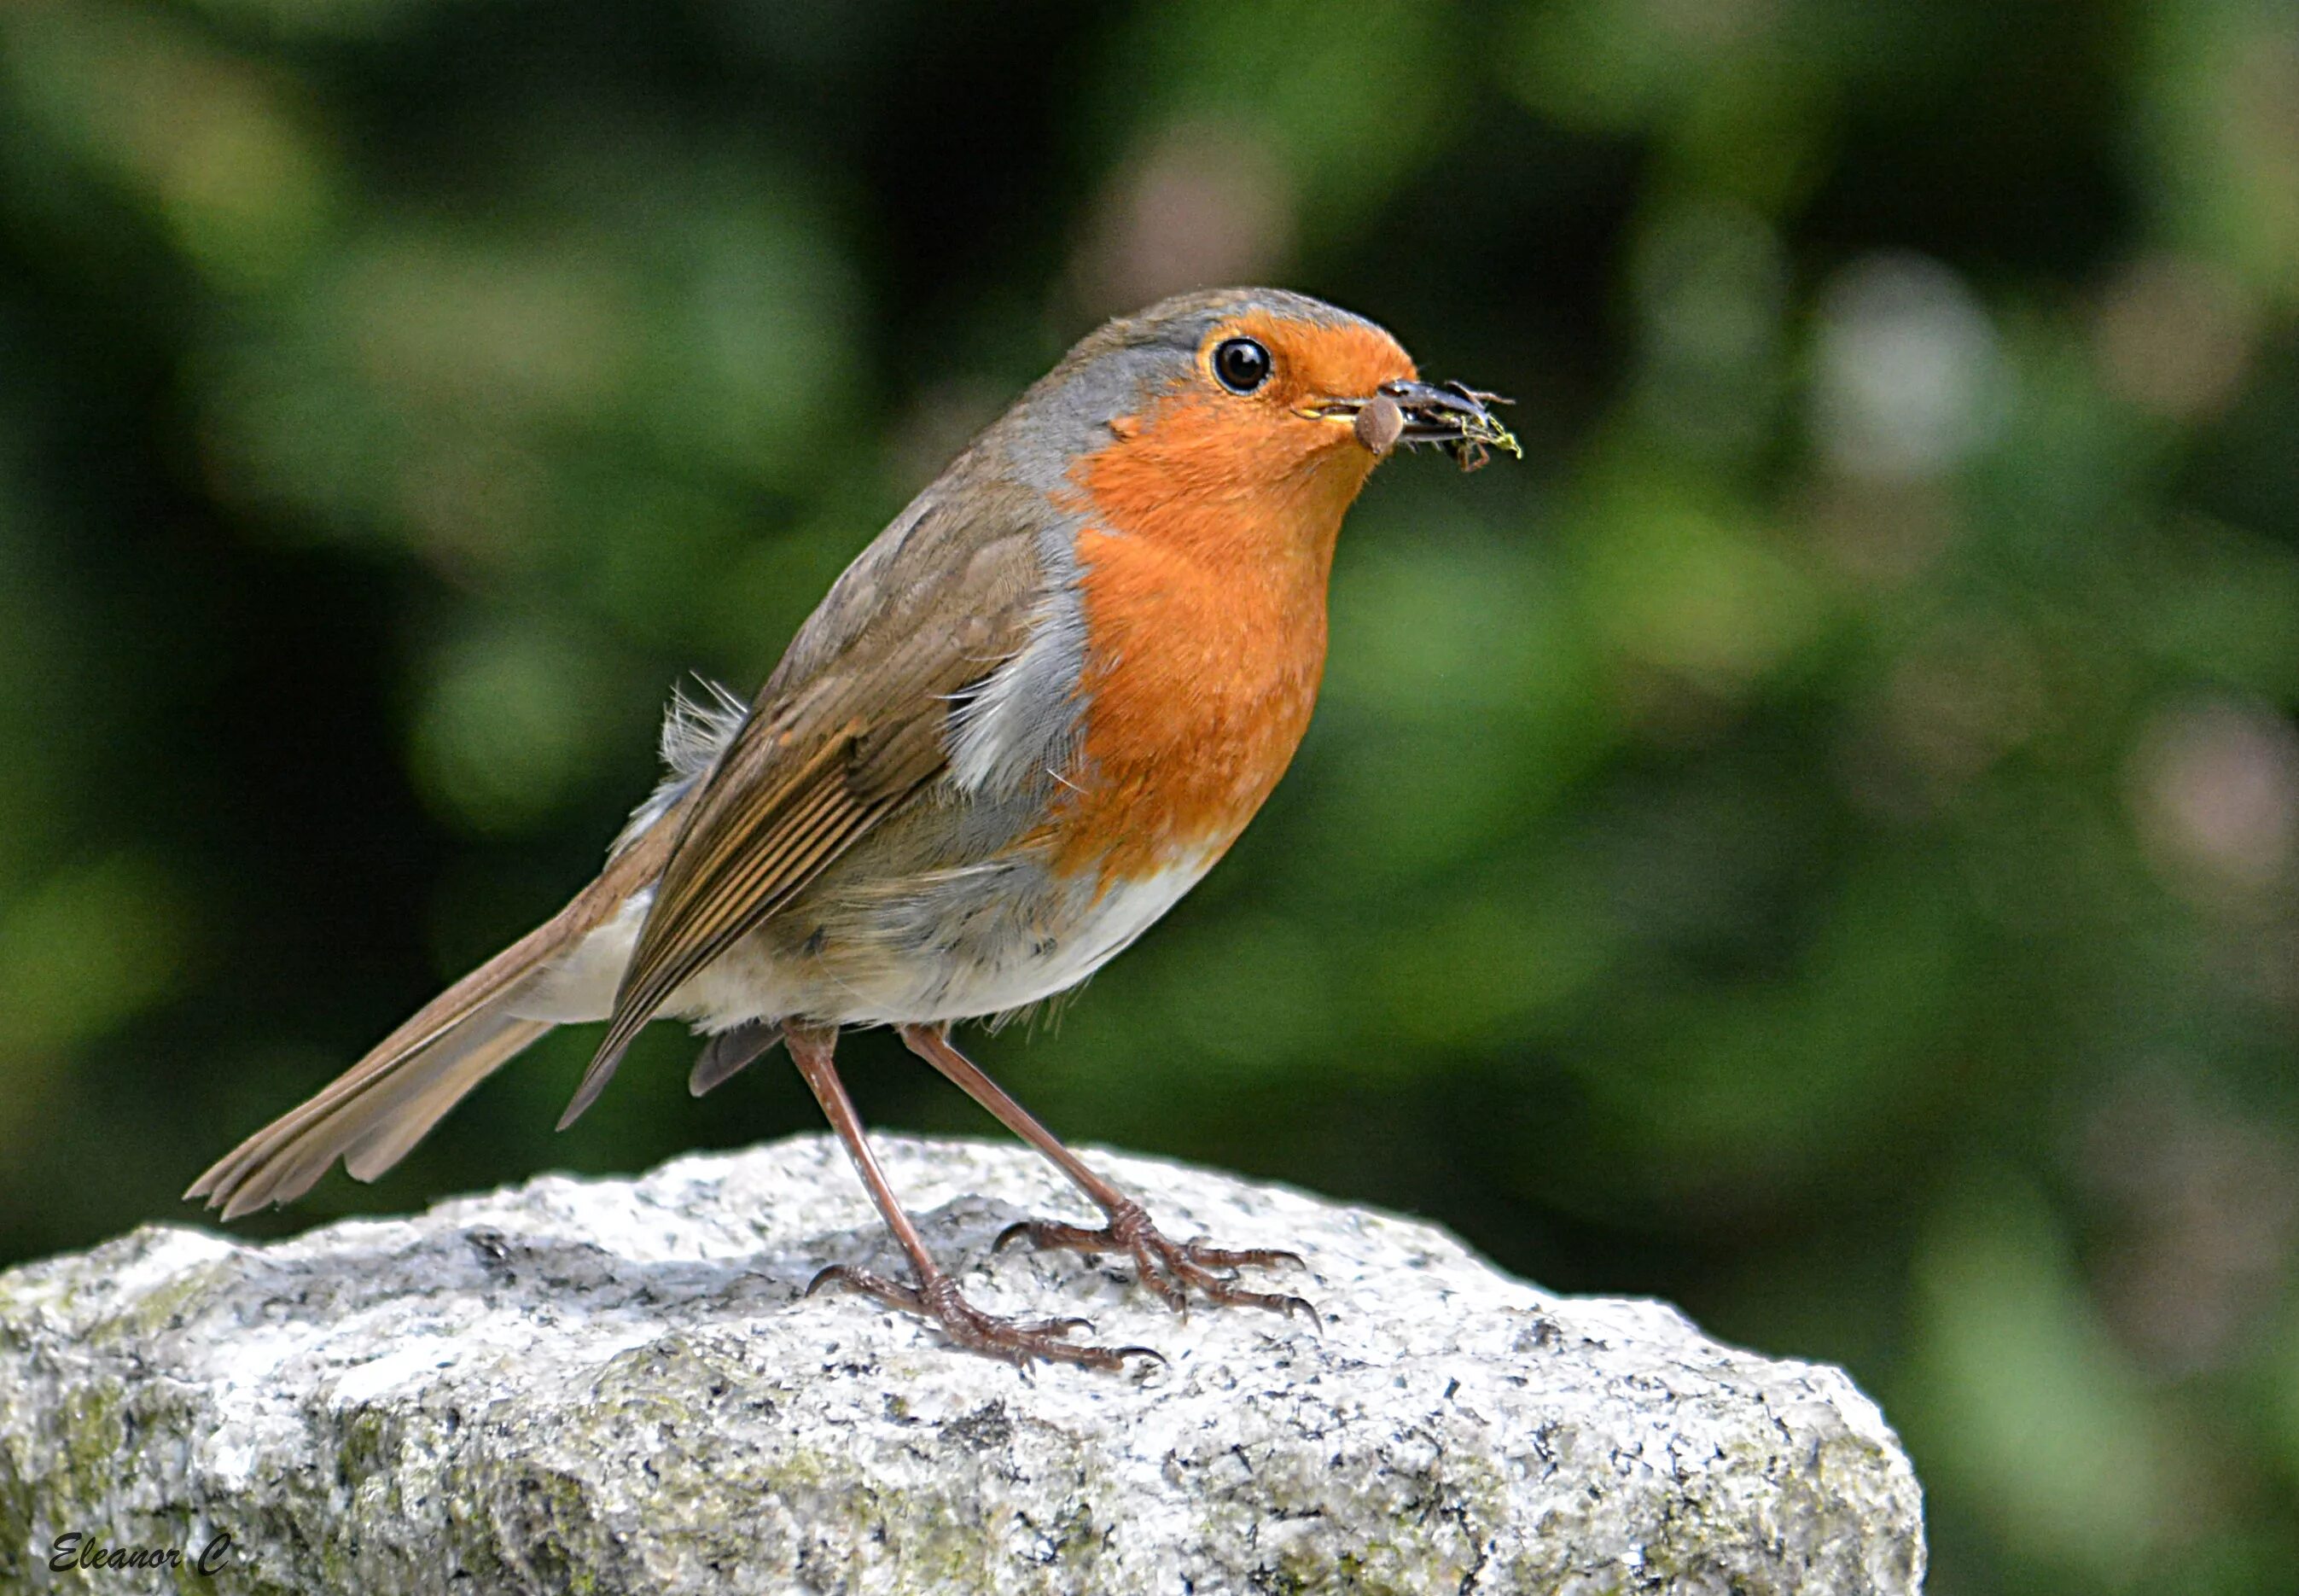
top-left (1045, 391), bottom-right (1377, 884)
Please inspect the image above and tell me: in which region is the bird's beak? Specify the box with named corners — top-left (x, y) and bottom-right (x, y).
top-left (1307, 380), bottom-right (1522, 470)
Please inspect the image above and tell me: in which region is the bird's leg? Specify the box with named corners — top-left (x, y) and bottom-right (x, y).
top-left (784, 1022), bottom-right (1155, 1370)
top-left (898, 1024), bottom-right (1318, 1326)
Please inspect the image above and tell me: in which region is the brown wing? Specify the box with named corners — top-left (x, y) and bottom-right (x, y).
top-left (557, 486), bottom-right (1049, 1126)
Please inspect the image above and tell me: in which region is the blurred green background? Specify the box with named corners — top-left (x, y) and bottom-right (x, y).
top-left (3, 0), bottom-right (2297, 1587)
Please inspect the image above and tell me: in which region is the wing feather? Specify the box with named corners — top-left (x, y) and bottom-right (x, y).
top-left (558, 505), bottom-right (1050, 1126)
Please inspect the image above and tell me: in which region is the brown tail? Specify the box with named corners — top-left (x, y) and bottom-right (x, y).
top-left (189, 824), bottom-right (674, 1220)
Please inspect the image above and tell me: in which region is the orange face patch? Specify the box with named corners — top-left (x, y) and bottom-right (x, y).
top-left (1042, 312), bottom-right (1418, 885)
top-left (1215, 308), bottom-right (1420, 419)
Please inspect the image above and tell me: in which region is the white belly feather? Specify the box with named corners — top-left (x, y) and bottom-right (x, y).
top-left (510, 851), bottom-right (1216, 1034)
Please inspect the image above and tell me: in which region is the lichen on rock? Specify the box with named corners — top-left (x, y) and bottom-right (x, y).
top-left (0, 1133), bottom-right (1925, 1593)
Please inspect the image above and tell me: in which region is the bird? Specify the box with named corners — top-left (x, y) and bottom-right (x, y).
top-left (189, 287), bottom-right (1517, 1368)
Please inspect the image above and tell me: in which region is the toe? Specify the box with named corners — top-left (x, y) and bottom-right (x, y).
top-left (1183, 1238), bottom-right (1308, 1273)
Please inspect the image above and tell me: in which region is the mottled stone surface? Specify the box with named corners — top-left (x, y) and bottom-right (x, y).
top-left (0, 1134), bottom-right (1924, 1593)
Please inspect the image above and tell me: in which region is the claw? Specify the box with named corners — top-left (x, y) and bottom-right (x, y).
top-left (1239, 1290), bottom-right (1318, 1330)
top-left (804, 1261), bottom-right (1138, 1368)
top-left (993, 1220), bottom-right (1028, 1253)
top-left (994, 1199), bottom-right (1322, 1329)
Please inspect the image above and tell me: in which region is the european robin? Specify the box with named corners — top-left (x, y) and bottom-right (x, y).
top-left (190, 288), bottom-right (1517, 1368)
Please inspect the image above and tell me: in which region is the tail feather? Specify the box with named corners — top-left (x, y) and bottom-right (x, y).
top-left (192, 1006), bottom-right (553, 1220)
top-left (340, 1013), bottom-right (554, 1182)
top-left (189, 814), bottom-right (679, 1218)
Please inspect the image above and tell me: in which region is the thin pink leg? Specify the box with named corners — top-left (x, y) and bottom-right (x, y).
top-left (786, 1022), bottom-right (1155, 1369)
top-left (899, 1023), bottom-right (1317, 1326)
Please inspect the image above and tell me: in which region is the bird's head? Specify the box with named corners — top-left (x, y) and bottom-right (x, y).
top-left (987, 288), bottom-right (1516, 567)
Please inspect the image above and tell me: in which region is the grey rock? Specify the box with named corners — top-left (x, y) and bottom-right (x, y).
top-left (0, 1134), bottom-right (1924, 1593)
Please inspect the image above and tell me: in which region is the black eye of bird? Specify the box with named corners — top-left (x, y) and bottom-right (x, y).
top-left (1211, 337), bottom-right (1272, 394)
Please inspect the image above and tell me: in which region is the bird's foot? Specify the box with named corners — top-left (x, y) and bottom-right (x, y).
top-left (996, 1197), bottom-right (1321, 1327)
top-left (806, 1263), bottom-right (1163, 1372)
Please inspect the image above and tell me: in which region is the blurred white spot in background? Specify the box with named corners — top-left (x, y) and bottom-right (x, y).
top-left (2090, 253), bottom-right (2259, 422)
top-left (2126, 696), bottom-right (2299, 902)
top-left (1811, 253), bottom-right (2001, 481)
top-left (1070, 119), bottom-right (1296, 318)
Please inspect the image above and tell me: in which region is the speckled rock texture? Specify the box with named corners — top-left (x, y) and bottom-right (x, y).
top-left (0, 1133), bottom-right (1924, 1593)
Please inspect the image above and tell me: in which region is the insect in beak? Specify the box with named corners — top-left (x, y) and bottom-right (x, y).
top-left (1307, 381), bottom-right (1522, 470)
